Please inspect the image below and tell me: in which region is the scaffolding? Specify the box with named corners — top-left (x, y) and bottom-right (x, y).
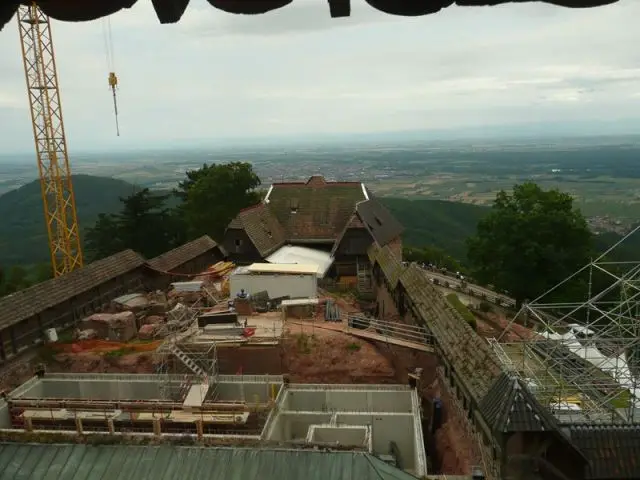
top-left (494, 226), bottom-right (640, 423)
top-left (154, 285), bottom-right (221, 405)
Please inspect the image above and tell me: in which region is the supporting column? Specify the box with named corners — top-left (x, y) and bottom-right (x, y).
top-left (24, 417), bottom-right (33, 432)
top-left (153, 418), bottom-right (161, 437)
top-left (107, 419), bottom-right (115, 434)
top-left (75, 417), bottom-right (84, 435)
top-left (196, 419), bottom-right (204, 440)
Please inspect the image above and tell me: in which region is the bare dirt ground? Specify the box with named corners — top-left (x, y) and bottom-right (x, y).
top-left (46, 351), bottom-right (156, 375)
top-left (2, 290), bottom-right (476, 476)
top-left (283, 322), bottom-right (396, 384)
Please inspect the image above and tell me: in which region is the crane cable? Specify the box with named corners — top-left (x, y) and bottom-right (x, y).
top-left (102, 18), bottom-right (120, 137)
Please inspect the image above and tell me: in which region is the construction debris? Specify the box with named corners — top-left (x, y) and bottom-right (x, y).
top-left (80, 311), bottom-right (137, 342)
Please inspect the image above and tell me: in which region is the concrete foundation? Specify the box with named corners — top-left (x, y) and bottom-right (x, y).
top-left (263, 384), bottom-right (427, 476)
top-left (2, 374), bottom-right (427, 477)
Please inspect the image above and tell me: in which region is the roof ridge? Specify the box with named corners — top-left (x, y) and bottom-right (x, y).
top-left (238, 202), bottom-right (265, 214)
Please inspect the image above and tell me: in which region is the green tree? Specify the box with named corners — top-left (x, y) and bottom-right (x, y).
top-left (114, 189), bottom-right (176, 258)
top-left (84, 189), bottom-right (180, 261)
top-left (174, 163), bottom-right (214, 201)
top-left (403, 245), bottom-right (462, 273)
top-left (181, 162), bottom-right (261, 240)
top-left (466, 182), bottom-right (592, 307)
top-left (84, 213), bottom-right (124, 261)
top-left (1, 265), bottom-right (30, 295)
top-left (34, 262), bottom-right (54, 283)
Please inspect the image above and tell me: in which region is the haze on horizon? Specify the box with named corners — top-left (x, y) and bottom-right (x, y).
top-left (1, 0), bottom-right (639, 154)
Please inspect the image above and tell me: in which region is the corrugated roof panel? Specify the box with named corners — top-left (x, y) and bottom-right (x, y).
top-left (0, 444), bottom-right (419, 480)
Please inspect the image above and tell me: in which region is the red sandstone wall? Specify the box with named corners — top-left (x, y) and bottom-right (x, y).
top-left (375, 280), bottom-right (400, 321)
top-left (217, 345), bottom-right (285, 375)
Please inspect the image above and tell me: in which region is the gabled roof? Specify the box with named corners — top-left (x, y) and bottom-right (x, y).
top-left (147, 235), bottom-right (219, 272)
top-left (356, 198), bottom-right (404, 247)
top-left (0, 249), bottom-right (145, 330)
top-left (331, 213), bottom-right (368, 256)
top-left (264, 175), bottom-right (367, 241)
top-left (479, 372), bottom-right (560, 434)
top-left (568, 425), bottom-right (640, 480)
top-left (0, 443), bottom-right (419, 480)
top-left (228, 203), bottom-right (286, 257)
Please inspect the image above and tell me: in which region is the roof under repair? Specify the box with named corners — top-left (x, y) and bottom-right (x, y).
top-left (0, 1), bottom-right (621, 32)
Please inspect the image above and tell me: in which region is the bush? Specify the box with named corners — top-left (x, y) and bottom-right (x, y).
top-left (478, 301), bottom-right (492, 313)
top-left (446, 293), bottom-right (477, 331)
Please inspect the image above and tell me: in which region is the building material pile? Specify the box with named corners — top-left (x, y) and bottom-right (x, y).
top-left (80, 312), bottom-right (137, 342)
top-left (195, 261), bottom-right (236, 280)
top-left (110, 293), bottom-right (149, 312)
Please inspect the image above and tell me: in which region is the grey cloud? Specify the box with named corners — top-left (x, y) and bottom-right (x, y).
top-left (0, 0), bottom-right (639, 153)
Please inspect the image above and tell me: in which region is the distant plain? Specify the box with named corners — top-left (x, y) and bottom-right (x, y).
top-left (1, 134), bottom-right (639, 224)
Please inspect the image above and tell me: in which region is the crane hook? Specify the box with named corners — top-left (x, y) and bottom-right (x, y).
top-left (108, 72), bottom-right (120, 137)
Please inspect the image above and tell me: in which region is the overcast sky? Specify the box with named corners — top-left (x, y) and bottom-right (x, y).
top-left (0, 0), bottom-right (639, 153)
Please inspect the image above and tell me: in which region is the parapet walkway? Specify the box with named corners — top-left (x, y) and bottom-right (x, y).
top-left (287, 316), bottom-right (434, 353)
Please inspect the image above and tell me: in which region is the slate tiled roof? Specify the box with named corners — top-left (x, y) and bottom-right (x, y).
top-left (227, 203), bottom-right (286, 257)
top-left (370, 243), bottom-right (404, 289)
top-left (479, 372), bottom-right (560, 434)
top-left (569, 425), bottom-right (640, 480)
top-left (0, 249), bottom-right (145, 330)
top-left (356, 198), bottom-right (404, 247)
top-left (0, 443), bottom-right (418, 480)
top-left (147, 235), bottom-right (219, 272)
top-left (380, 252), bottom-right (503, 400)
top-left (266, 175), bottom-right (367, 241)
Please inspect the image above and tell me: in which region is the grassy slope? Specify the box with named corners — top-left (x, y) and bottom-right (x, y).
top-left (0, 175), bottom-right (139, 266)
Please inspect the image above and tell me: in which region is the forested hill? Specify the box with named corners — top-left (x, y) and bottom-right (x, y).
top-left (0, 175), bottom-right (139, 266)
top-left (0, 174), bottom-right (635, 267)
top-left (381, 197), bottom-right (489, 261)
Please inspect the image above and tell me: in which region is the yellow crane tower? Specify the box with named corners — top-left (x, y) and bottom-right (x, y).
top-left (16, 3), bottom-right (83, 277)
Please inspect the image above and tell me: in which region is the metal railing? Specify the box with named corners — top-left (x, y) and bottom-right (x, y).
top-left (345, 315), bottom-right (432, 346)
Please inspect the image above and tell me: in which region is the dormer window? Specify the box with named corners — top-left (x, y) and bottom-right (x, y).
top-left (290, 198), bottom-right (299, 214)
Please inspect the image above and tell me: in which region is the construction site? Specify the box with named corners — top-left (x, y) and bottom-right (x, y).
top-left (1, 1), bottom-right (639, 480)
top-left (1, 373), bottom-right (427, 474)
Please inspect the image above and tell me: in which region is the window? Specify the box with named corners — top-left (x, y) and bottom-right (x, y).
top-left (290, 198), bottom-right (299, 214)
top-left (235, 239), bottom-right (243, 247)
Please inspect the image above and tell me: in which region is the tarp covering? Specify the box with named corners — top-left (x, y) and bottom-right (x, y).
top-left (266, 245), bottom-right (333, 278)
top-left (0, 444), bottom-right (419, 480)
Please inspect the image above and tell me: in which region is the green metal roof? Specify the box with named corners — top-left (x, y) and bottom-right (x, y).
top-left (0, 443), bottom-right (418, 480)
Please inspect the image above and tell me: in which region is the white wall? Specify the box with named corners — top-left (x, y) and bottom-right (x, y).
top-left (230, 273), bottom-right (316, 299)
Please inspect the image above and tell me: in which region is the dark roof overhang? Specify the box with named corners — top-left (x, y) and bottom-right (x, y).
top-left (1, 1), bottom-right (621, 32)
